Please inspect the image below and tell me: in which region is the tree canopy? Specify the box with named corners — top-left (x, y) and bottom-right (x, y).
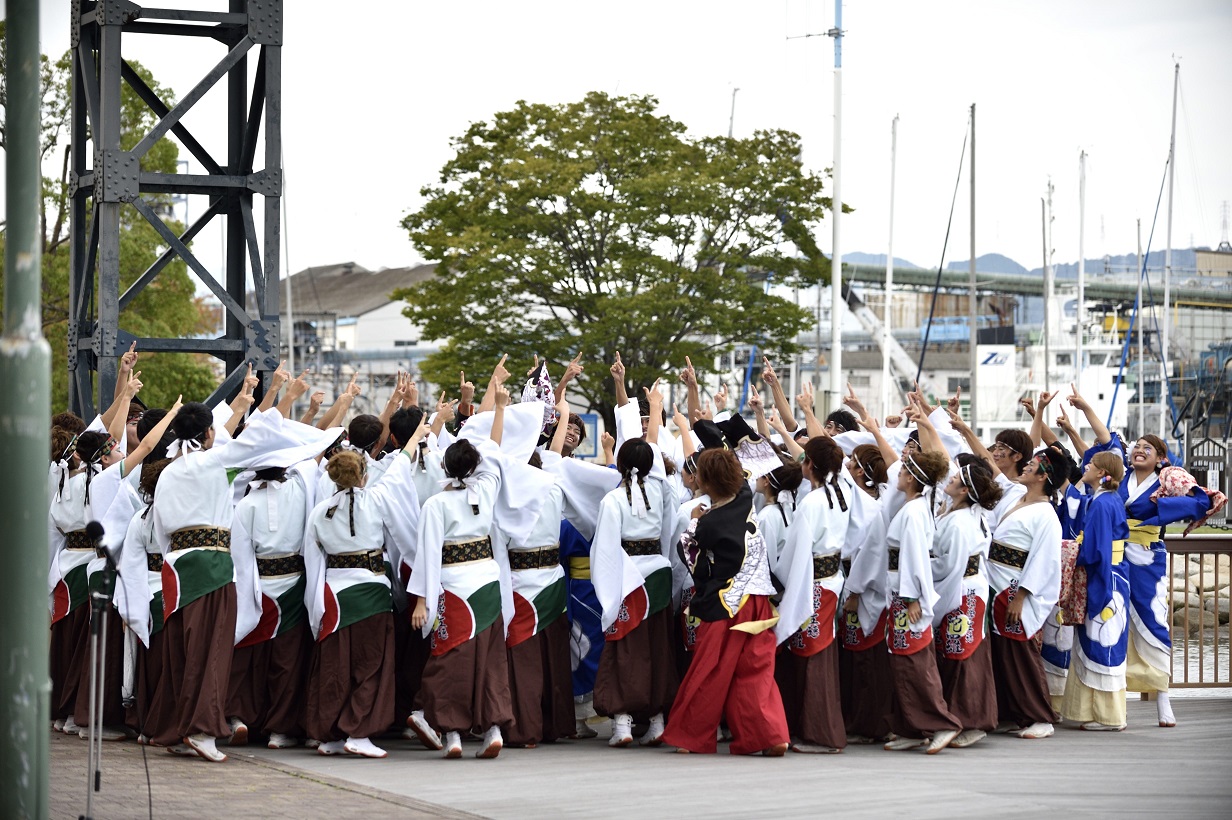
top-left (396, 91), bottom-right (844, 424)
top-left (0, 26), bottom-right (217, 412)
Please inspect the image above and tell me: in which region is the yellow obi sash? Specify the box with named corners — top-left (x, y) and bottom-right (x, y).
top-left (567, 557), bottom-right (591, 580)
top-left (1076, 532), bottom-right (1126, 565)
top-left (1127, 519), bottom-right (1162, 547)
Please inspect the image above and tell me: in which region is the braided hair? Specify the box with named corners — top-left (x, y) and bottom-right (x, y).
top-left (74, 431), bottom-right (111, 505)
top-left (616, 438), bottom-right (654, 512)
top-left (803, 436), bottom-right (847, 512)
top-left (442, 439), bottom-right (482, 515)
top-left (765, 461), bottom-right (803, 526)
top-left (326, 450), bottom-right (365, 536)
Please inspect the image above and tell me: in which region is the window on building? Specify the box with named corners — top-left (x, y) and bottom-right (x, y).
top-left (1056, 353), bottom-right (1072, 366)
top-left (948, 377), bottom-right (970, 394)
top-left (393, 340), bottom-right (419, 347)
top-left (848, 374), bottom-right (871, 388)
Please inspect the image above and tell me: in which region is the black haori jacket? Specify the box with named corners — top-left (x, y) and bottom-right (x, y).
top-left (679, 485), bottom-right (777, 623)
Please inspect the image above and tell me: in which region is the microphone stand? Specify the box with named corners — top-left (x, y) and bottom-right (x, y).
top-left (81, 525), bottom-right (117, 820)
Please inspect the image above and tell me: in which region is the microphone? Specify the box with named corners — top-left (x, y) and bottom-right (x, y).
top-left (86, 521), bottom-right (117, 604)
top-left (86, 520), bottom-right (105, 547)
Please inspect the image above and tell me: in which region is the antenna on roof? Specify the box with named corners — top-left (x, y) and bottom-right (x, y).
top-left (1219, 200), bottom-right (1231, 252)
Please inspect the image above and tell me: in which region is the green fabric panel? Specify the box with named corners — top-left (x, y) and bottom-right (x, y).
top-left (467, 580), bottom-right (503, 637)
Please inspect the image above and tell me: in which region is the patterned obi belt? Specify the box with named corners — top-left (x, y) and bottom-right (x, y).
top-left (963, 554), bottom-right (982, 577)
top-left (887, 547), bottom-right (900, 573)
top-left (147, 552), bottom-right (164, 572)
top-left (443, 536), bottom-right (493, 566)
top-left (1127, 519), bottom-right (1162, 547)
top-left (257, 553), bottom-right (305, 577)
top-left (170, 527), bottom-right (231, 553)
top-left (990, 539), bottom-right (1028, 570)
top-left (65, 531), bottom-right (93, 551)
top-left (326, 548), bottom-right (384, 574)
top-left (621, 539), bottom-right (660, 557)
top-left (509, 545), bottom-right (560, 571)
top-left (812, 553), bottom-right (841, 579)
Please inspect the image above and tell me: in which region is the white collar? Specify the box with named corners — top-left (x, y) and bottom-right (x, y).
top-left (1125, 471), bottom-right (1158, 505)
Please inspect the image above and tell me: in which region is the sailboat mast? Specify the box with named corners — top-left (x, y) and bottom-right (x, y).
top-left (1042, 180), bottom-right (1054, 393)
top-left (1077, 151), bottom-right (1087, 381)
top-left (1137, 219), bottom-right (1144, 436)
top-left (1161, 61), bottom-right (1179, 440)
top-left (882, 115), bottom-right (898, 417)
top-left (968, 104), bottom-right (978, 429)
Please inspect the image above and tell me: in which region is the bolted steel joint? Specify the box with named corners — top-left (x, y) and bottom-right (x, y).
top-left (94, 148), bottom-right (140, 202)
top-left (246, 318), bottom-right (281, 372)
top-left (97, 0), bottom-right (141, 27)
top-left (247, 0), bottom-right (284, 46)
top-left (246, 169), bottom-right (282, 197)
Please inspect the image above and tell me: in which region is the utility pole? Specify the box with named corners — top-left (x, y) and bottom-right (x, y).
top-left (728, 87), bottom-right (740, 139)
top-left (2, 2), bottom-right (52, 817)
top-left (827, 0), bottom-right (845, 413)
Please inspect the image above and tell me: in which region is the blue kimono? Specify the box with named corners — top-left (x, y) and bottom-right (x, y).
top-left (561, 519), bottom-right (605, 696)
top-left (1072, 490), bottom-right (1131, 691)
top-left (1118, 467), bottom-right (1210, 691)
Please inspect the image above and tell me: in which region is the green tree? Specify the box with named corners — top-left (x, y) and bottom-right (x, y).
top-left (0, 27), bottom-right (217, 412)
top-left (396, 92), bottom-right (844, 426)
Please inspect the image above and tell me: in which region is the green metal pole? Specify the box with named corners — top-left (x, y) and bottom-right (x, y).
top-left (2, 2), bottom-right (52, 818)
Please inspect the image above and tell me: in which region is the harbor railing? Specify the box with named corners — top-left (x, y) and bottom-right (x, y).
top-left (1165, 533), bottom-right (1231, 689)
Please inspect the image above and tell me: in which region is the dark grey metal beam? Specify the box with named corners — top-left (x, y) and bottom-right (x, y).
top-left (69, 0), bottom-right (283, 417)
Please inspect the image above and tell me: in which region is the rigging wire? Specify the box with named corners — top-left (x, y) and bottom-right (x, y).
top-left (1106, 159), bottom-right (1182, 457)
top-left (914, 114), bottom-right (970, 386)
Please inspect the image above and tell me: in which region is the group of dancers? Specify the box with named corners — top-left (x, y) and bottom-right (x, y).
top-left (46, 347), bottom-right (1222, 761)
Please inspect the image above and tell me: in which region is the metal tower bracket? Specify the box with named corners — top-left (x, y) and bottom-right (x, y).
top-left (68, 0), bottom-right (283, 415)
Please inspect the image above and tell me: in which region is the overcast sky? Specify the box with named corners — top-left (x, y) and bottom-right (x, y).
top-left (8, 0), bottom-right (1232, 280)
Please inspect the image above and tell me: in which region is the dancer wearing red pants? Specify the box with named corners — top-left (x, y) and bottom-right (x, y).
top-left (663, 449), bottom-right (788, 756)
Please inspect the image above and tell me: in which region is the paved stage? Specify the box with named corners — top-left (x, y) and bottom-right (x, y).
top-left (51, 698), bottom-right (1232, 819)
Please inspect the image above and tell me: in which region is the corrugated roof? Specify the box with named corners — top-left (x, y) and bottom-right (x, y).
top-left (286, 262), bottom-right (436, 318)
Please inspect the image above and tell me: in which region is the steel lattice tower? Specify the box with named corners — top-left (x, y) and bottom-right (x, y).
top-left (68, 0), bottom-right (282, 415)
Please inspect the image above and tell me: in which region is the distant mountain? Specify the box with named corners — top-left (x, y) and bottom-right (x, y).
top-left (1029, 248), bottom-right (1202, 279)
top-left (845, 247), bottom-right (1208, 279)
top-left (946, 253), bottom-right (1027, 275)
top-left (842, 252), bottom-right (922, 269)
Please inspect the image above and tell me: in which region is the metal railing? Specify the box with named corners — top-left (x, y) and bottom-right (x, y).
top-left (1166, 533), bottom-right (1232, 688)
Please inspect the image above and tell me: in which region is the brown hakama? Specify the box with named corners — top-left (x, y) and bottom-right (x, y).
top-left (393, 608), bottom-right (430, 723)
top-left (840, 644), bottom-right (894, 739)
top-left (888, 648), bottom-right (962, 739)
top-left (505, 614), bottom-right (575, 745)
top-left (991, 634), bottom-right (1058, 727)
top-left (774, 643), bottom-right (847, 749)
top-left (226, 620), bottom-right (312, 737)
top-left (592, 608), bottom-right (678, 721)
top-left (420, 621), bottom-right (514, 735)
top-left (305, 611), bottom-right (396, 742)
top-left (126, 631), bottom-right (170, 737)
top-left (149, 584), bottom-right (238, 746)
top-left (72, 605), bottom-right (126, 729)
top-left (937, 637), bottom-right (997, 732)
top-left (50, 605), bottom-right (91, 721)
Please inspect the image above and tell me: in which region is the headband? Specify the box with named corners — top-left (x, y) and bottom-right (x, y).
top-left (960, 464), bottom-right (981, 503)
top-left (903, 452), bottom-right (933, 487)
